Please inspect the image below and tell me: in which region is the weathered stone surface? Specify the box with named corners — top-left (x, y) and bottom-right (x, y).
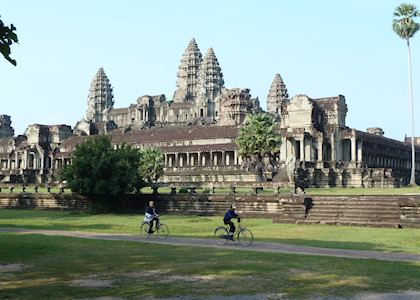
top-left (173, 38), bottom-right (203, 103)
top-left (367, 127), bottom-right (384, 136)
top-left (85, 67), bottom-right (114, 123)
top-left (0, 115), bottom-right (14, 139)
top-left (0, 38), bottom-right (419, 187)
top-left (267, 73), bottom-right (289, 116)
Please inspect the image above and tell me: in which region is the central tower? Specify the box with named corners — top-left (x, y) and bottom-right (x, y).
top-left (85, 67), bottom-right (114, 122)
top-left (173, 38), bottom-right (203, 102)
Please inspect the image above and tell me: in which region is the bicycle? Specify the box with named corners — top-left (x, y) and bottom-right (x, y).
top-left (214, 221), bottom-right (254, 247)
top-left (140, 219), bottom-right (169, 239)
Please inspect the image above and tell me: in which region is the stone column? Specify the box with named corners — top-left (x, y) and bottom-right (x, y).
top-left (351, 137), bottom-right (357, 162)
top-left (330, 133), bottom-right (335, 161)
top-left (317, 138), bottom-right (323, 162)
top-left (168, 155), bottom-right (173, 167)
top-left (187, 153), bottom-right (191, 166)
top-left (40, 154), bottom-right (44, 170)
top-left (280, 137), bottom-right (287, 161)
top-left (222, 152), bottom-right (226, 166)
top-left (198, 152), bottom-right (201, 167)
top-left (300, 136), bottom-right (305, 162)
top-left (234, 150), bottom-right (238, 166)
top-left (175, 153), bottom-right (179, 167)
top-left (179, 154), bottom-right (184, 167)
top-left (225, 152), bottom-right (230, 166)
top-left (305, 136), bottom-right (312, 161)
top-left (357, 140), bottom-right (363, 164)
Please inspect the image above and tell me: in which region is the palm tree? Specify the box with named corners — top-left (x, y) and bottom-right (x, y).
top-left (138, 147), bottom-right (165, 186)
top-left (393, 3), bottom-right (419, 186)
top-left (237, 113), bottom-right (281, 181)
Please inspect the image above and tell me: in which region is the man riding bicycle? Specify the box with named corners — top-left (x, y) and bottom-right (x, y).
top-left (223, 204), bottom-right (240, 240)
top-left (144, 201), bottom-right (160, 234)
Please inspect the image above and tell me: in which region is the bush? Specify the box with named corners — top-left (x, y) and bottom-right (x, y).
top-left (60, 136), bottom-right (141, 212)
top-left (178, 187), bottom-right (189, 193)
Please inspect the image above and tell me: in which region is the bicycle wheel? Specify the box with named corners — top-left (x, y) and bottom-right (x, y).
top-left (140, 223), bottom-right (151, 238)
top-left (214, 227), bottom-right (229, 245)
top-left (157, 224), bottom-right (169, 239)
top-left (238, 228), bottom-right (253, 247)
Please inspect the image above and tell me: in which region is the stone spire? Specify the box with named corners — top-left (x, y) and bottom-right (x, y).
top-left (197, 47), bottom-right (224, 102)
top-left (267, 73), bottom-right (289, 115)
top-left (173, 38), bottom-right (203, 102)
top-left (85, 67), bottom-right (114, 122)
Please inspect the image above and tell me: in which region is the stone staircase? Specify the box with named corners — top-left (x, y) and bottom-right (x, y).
top-left (293, 196), bottom-right (420, 228)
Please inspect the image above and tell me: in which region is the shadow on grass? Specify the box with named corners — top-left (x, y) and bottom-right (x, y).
top-left (0, 233), bottom-right (419, 299)
top-left (253, 238), bottom-right (401, 253)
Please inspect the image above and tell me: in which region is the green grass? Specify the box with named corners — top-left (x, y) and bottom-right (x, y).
top-left (0, 233), bottom-right (419, 299)
top-left (1, 209), bottom-right (420, 254)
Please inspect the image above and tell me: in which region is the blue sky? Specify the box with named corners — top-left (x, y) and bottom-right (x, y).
top-left (1, 0), bottom-right (419, 140)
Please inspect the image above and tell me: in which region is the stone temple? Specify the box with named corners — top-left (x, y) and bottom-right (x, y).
top-left (0, 38), bottom-right (419, 187)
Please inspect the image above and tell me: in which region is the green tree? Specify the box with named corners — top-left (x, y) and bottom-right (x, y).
top-left (236, 113), bottom-right (281, 181)
top-left (137, 147), bottom-right (164, 186)
top-left (61, 136), bottom-right (141, 211)
top-left (393, 3), bottom-right (419, 186)
top-left (0, 16), bottom-right (18, 66)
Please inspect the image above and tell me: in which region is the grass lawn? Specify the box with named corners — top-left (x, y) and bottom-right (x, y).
top-left (1, 233), bottom-right (419, 299)
top-left (1, 209), bottom-right (420, 254)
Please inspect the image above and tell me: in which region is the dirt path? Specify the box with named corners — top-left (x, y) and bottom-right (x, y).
top-left (1, 227), bottom-right (420, 263)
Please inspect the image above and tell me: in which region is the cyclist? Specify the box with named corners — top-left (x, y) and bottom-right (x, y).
top-left (144, 201), bottom-right (160, 234)
top-left (223, 204), bottom-right (240, 240)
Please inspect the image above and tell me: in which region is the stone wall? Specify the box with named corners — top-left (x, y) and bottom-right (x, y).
top-left (1, 192), bottom-right (419, 228)
top-left (0, 193), bottom-right (88, 210)
top-left (119, 194), bottom-right (420, 228)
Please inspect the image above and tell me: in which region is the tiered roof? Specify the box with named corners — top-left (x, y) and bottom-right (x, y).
top-left (85, 67), bottom-right (114, 122)
top-left (173, 39), bottom-right (203, 102)
top-left (267, 73), bottom-right (289, 115)
top-left (197, 47), bottom-right (224, 102)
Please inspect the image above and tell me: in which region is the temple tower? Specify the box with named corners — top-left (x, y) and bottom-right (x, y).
top-left (218, 88), bottom-right (254, 126)
top-left (85, 67), bottom-right (114, 122)
top-left (173, 38), bottom-right (203, 102)
top-left (0, 115), bottom-right (14, 138)
top-left (267, 73), bottom-right (289, 116)
top-left (197, 48), bottom-right (224, 118)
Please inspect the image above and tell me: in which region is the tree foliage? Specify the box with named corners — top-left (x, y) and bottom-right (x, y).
top-left (393, 3), bottom-right (419, 41)
top-left (61, 136), bottom-right (141, 210)
top-left (138, 147), bottom-right (164, 186)
top-left (0, 16), bottom-right (18, 66)
top-left (236, 113), bottom-right (281, 181)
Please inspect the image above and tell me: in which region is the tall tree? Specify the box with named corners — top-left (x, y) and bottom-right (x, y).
top-left (393, 3), bottom-right (419, 186)
top-left (236, 113), bottom-right (281, 181)
top-left (137, 147), bottom-right (165, 186)
top-left (0, 16), bottom-right (18, 66)
top-left (60, 136), bottom-right (141, 212)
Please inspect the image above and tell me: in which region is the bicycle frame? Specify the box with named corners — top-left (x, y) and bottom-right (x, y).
top-left (225, 223), bottom-right (245, 238)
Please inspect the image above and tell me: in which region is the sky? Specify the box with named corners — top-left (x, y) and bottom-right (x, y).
top-left (0, 0), bottom-right (419, 140)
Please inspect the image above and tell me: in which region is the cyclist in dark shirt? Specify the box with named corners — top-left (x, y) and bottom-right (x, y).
top-left (144, 201), bottom-right (160, 234)
top-left (223, 204), bottom-right (240, 240)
